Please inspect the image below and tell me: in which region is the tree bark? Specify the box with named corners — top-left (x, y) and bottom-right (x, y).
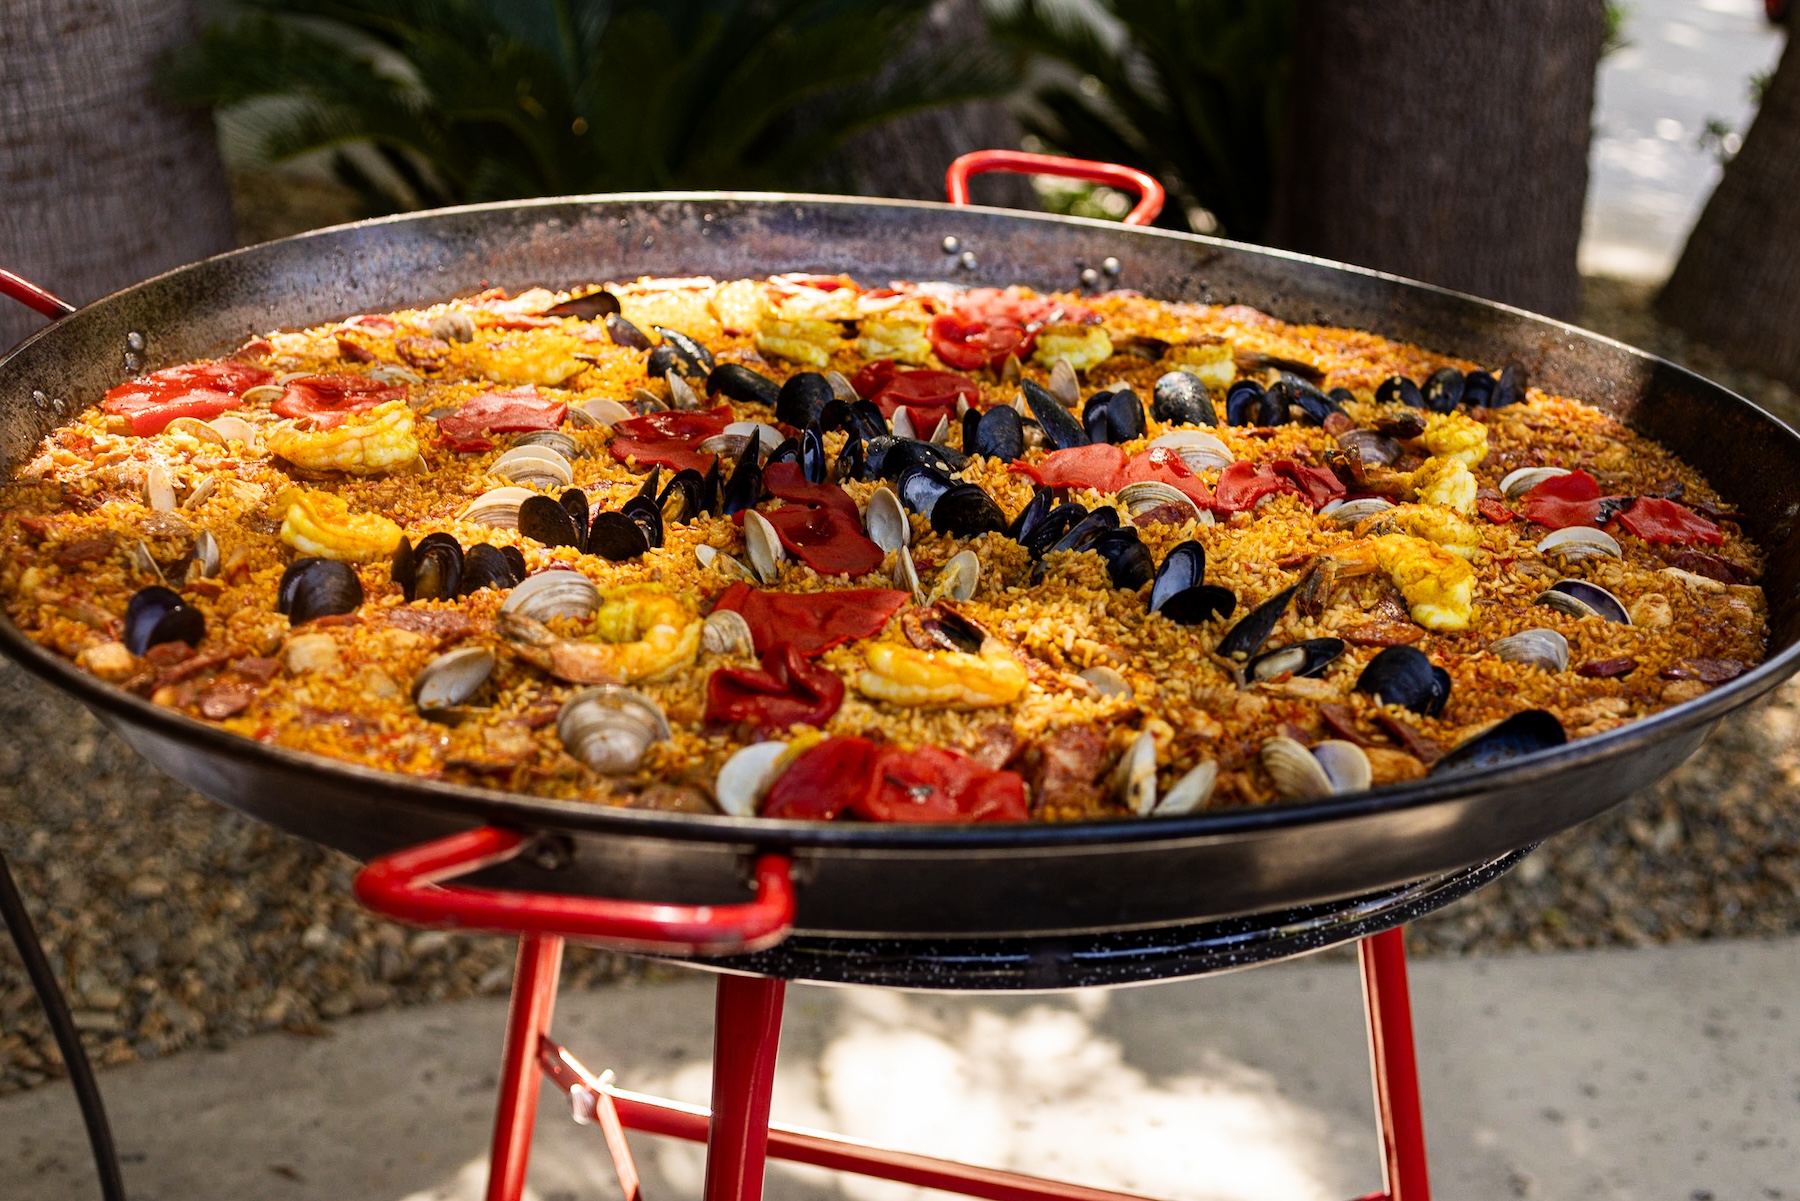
top-left (0, 0), bottom-right (236, 354)
top-left (1269, 0), bottom-right (1604, 319)
top-left (1657, 36), bottom-right (1800, 386)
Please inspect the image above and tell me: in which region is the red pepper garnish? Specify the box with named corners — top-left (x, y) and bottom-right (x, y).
top-left (1521, 470), bottom-right (1603, 529)
top-left (102, 362), bottom-right (273, 436)
top-left (762, 462), bottom-right (860, 524)
top-left (705, 645), bottom-right (845, 735)
top-left (1616, 497), bottom-right (1724, 546)
top-left (761, 736), bottom-right (881, 821)
top-left (928, 312), bottom-right (1035, 371)
top-left (1115, 446), bottom-right (1216, 507)
top-left (1211, 461), bottom-right (1305, 514)
top-left (1476, 497), bottom-right (1516, 523)
top-left (850, 360), bottom-right (984, 420)
top-left (712, 584), bottom-right (908, 657)
top-left (1008, 443), bottom-right (1128, 491)
top-left (272, 374), bottom-right (406, 430)
top-left (741, 504), bottom-right (886, 577)
top-left (606, 405), bottom-right (735, 473)
top-left (437, 386), bottom-right (567, 447)
top-left (759, 736), bottom-right (1029, 823)
top-left (1267, 459), bottom-right (1345, 509)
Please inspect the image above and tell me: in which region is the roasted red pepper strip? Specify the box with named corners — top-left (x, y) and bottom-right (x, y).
top-left (437, 386), bottom-right (567, 446)
top-left (858, 745), bottom-right (1029, 823)
top-left (609, 438), bottom-right (715, 475)
top-left (760, 736), bottom-right (882, 821)
top-left (1212, 461), bottom-right (1304, 513)
top-left (1114, 447), bottom-right (1215, 508)
top-left (712, 584), bottom-right (908, 657)
top-left (1617, 497), bottom-right (1724, 546)
top-left (1268, 459), bottom-right (1345, 509)
top-left (928, 312), bottom-right (1034, 371)
top-left (851, 360), bottom-right (983, 419)
top-left (1521, 470), bottom-right (1603, 529)
top-left (705, 645), bottom-right (845, 735)
top-left (612, 405), bottom-right (733, 441)
top-left (1008, 443), bottom-right (1128, 491)
top-left (1476, 497), bottom-right (1516, 523)
top-left (102, 362), bottom-right (272, 436)
top-left (762, 461), bottom-right (860, 523)
top-left (742, 504), bottom-right (886, 577)
top-left (272, 374), bottom-right (406, 430)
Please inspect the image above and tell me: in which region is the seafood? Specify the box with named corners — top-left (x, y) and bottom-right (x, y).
top-left (854, 641), bottom-right (1028, 710)
top-left (266, 400), bottom-right (420, 476)
top-left (276, 488), bottom-right (404, 562)
top-left (501, 585), bottom-right (702, 685)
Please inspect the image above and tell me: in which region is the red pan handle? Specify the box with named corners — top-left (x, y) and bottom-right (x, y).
top-left (354, 826), bottom-right (796, 956)
top-left (0, 269), bottom-right (76, 320)
top-left (945, 150), bottom-right (1165, 226)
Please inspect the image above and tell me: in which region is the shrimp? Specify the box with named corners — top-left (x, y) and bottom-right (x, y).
top-left (1355, 503), bottom-right (1482, 560)
top-left (1329, 534), bottom-right (1476, 631)
top-left (756, 317), bottom-right (841, 368)
top-left (276, 487), bottom-right (403, 562)
top-left (1419, 411), bottom-right (1489, 466)
top-left (499, 586), bottom-right (701, 685)
top-left (1408, 455), bottom-right (1478, 514)
top-left (266, 400), bottom-right (420, 476)
top-left (854, 639), bottom-right (1027, 710)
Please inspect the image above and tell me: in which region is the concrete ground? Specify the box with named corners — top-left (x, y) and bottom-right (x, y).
top-left (4, 937), bottom-right (1797, 1201)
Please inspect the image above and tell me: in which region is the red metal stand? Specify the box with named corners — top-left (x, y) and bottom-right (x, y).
top-left (357, 829), bottom-right (1434, 1201)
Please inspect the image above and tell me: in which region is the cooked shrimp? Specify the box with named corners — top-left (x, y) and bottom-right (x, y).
top-left (855, 639), bottom-right (1027, 709)
top-left (500, 586), bottom-right (701, 685)
top-left (276, 487), bottom-right (404, 561)
top-left (1419, 411), bottom-right (1489, 466)
top-left (266, 400), bottom-right (420, 476)
top-left (1356, 503), bottom-right (1481, 560)
top-left (1329, 533), bottom-right (1476, 631)
top-left (1408, 455), bottom-right (1478, 514)
top-left (756, 317), bottom-right (841, 368)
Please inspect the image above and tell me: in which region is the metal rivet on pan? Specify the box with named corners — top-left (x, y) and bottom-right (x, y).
top-left (959, 250), bottom-right (978, 270)
top-left (1079, 267), bottom-right (1100, 287)
top-left (1102, 257), bottom-right (1122, 276)
top-left (32, 390), bottom-right (48, 409)
top-left (123, 352), bottom-right (141, 373)
top-left (125, 331), bottom-right (146, 351)
top-left (51, 397), bottom-right (65, 414)
top-left (942, 236), bottom-right (961, 254)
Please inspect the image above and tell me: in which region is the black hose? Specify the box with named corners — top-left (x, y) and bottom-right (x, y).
top-left (0, 849), bottom-right (127, 1201)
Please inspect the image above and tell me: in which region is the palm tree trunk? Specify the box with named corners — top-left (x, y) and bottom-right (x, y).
top-left (1657, 37), bottom-right (1800, 387)
top-left (1269, 0), bottom-right (1604, 319)
top-left (0, 0), bottom-right (235, 353)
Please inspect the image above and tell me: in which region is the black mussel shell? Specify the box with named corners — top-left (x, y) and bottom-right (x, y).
top-left (836, 432), bottom-right (868, 483)
top-left (124, 584), bottom-right (205, 655)
top-left (276, 558), bottom-right (364, 627)
top-left (1007, 487), bottom-right (1054, 543)
top-left (1152, 371), bottom-right (1215, 427)
top-left (559, 489), bottom-right (591, 550)
top-left (1021, 501), bottom-right (1090, 557)
top-left (1422, 367), bottom-right (1464, 413)
top-left (877, 437), bottom-right (969, 481)
top-left (604, 313), bottom-right (652, 349)
top-left (646, 344), bottom-right (682, 379)
top-left (1327, 387), bottom-right (1357, 409)
top-left (1149, 540), bottom-right (1207, 613)
top-left (1082, 393), bottom-right (1112, 444)
top-left (920, 606), bottom-right (985, 654)
top-left (461, 543), bottom-right (520, 594)
top-left (1491, 360), bottom-right (1527, 408)
top-left (1021, 379), bottom-right (1089, 450)
top-left (800, 426), bottom-right (827, 484)
top-left (1355, 645), bottom-right (1451, 717)
top-left (973, 404), bottom-right (1025, 462)
top-left (1216, 584), bottom-right (1299, 660)
top-left (1093, 527), bottom-right (1154, 590)
top-left (519, 494), bottom-right (584, 549)
top-left (588, 510), bottom-right (652, 562)
top-left (1225, 379), bottom-right (1266, 426)
top-left (620, 495), bottom-right (666, 548)
top-left (721, 430), bottom-right (765, 515)
top-left (409, 535), bottom-right (464, 601)
top-left (898, 464), bottom-right (957, 516)
top-left (847, 400), bottom-right (889, 442)
top-left (1105, 386), bottom-right (1146, 443)
top-left (633, 465), bottom-right (663, 505)
top-left (1158, 584), bottom-right (1236, 626)
top-left (1461, 369), bottom-right (1497, 408)
top-left (1431, 710), bottom-right (1566, 776)
top-left (775, 372), bottom-right (833, 428)
top-left (930, 483), bottom-right (1008, 538)
top-left (701, 458), bottom-right (724, 515)
top-left (962, 407), bottom-right (983, 453)
top-left (1375, 375), bottom-right (1425, 408)
top-left (708, 363), bottom-right (781, 406)
top-left (1259, 379), bottom-right (1297, 426)
top-left (390, 537), bottom-right (416, 601)
top-left (500, 545), bottom-right (526, 581)
top-left (765, 437), bottom-right (802, 468)
top-left (543, 289), bottom-right (621, 320)
top-left (1283, 375), bottom-right (1343, 425)
top-left (1246, 637), bottom-right (1347, 682)
top-left (1046, 507), bottom-right (1120, 555)
top-left (817, 397), bottom-right (852, 434)
top-left (1539, 578), bottom-right (1630, 623)
top-left (414, 531), bottom-right (462, 557)
top-left (648, 326), bottom-right (715, 376)
top-left (660, 468), bottom-right (707, 523)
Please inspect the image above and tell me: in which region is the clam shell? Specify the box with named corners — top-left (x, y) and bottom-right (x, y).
top-left (1111, 729), bottom-right (1160, 816)
top-left (490, 445), bottom-right (575, 489)
top-left (368, 365), bottom-right (423, 386)
top-left (557, 685), bottom-right (670, 775)
top-left (1489, 627), bottom-right (1570, 672)
top-left (1500, 466), bottom-right (1571, 499)
top-left (929, 413), bottom-right (953, 446)
top-left (743, 510), bottom-right (785, 585)
top-left (1536, 526), bottom-right (1621, 561)
top-left (513, 429), bottom-right (583, 460)
top-left (1312, 740), bottom-right (1372, 794)
top-left (932, 549), bottom-right (981, 602)
top-left (865, 485), bottom-right (911, 552)
top-left (895, 544), bottom-right (924, 603)
top-left (239, 384), bottom-right (287, 405)
top-left (164, 416), bottom-right (226, 445)
top-left (696, 543), bottom-right (758, 582)
top-left (568, 398), bottom-right (635, 428)
top-left (715, 741), bottom-right (789, 818)
top-left (1261, 736), bottom-right (1334, 800)
top-left (190, 529), bottom-right (221, 579)
top-left (429, 311), bottom-right (476, 343)
top-left (500, 569), bottom-right (601, 623)
top-left (702, 609), bottom-right (756, 656)
top-left (666, 369), bottom-right (701, 411)
top-left (890, 406), bottom-right (918, 440)
top-left (1117, 481), bottom-right (1206, 524)
top-left (412, 646), bottom-right (495, 713)
top-left (724, 420), bottom-right (785, 446)
top-left (207, 416), bottom-right (258, 445)
top-left (1147, 429), bottom-right (1233, 472)
top-left (1079, 666), bottom-right (1131, 698)
top-left (145, 462), bottom-right (177, 512)
top-left (1536, 579), bottom-right (1630, 623)
top-left (458, 486), bottom-right (536, 529)
top-left (1048, 358), bottom-right (1080, 408)
top-left (181, 475), bottom-right (219, 510)
top-left (824, 370), bottom-right (859, 402)
top-left (1154, 760), bottom-right (1218, 816)
top-left (1324, 497), bottom-right (1394, 526)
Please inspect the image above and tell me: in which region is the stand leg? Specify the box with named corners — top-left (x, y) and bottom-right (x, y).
top-left (1359, 928), bottom-right (1430, 1201)
top-left (703, 973), bottom-right (788, 1201)
top-left (487, 933), bottom-right (566, 1201)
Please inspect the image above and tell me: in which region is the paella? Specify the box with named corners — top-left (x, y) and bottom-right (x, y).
top-left (0, 274), bottom-right (1767, 823)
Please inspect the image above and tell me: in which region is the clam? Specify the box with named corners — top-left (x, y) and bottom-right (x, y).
top-left (928, 413), bottom-right (954, 446)
top-left (512, 429), bottom-right (583, 460)
top-left (743, 509), bottom-right (785, 585)
top-left (864, 485), bottom-right (911, 552)
top-left (557, 686), bottom-right (671, 775)
top-left (696, 543), bottom-right (757, 582)
top-left (1431, 710), bottom-right (1566, 776)
top-left (187, 530), bottom-right (222, 581)
top-left (824, 370), bottom-right (859, 402)
top-left (895, 544), bottom-right (924, 603)
top-left (1335, 428), bottom-right (1402, 467)
top-left (369, 365), bottom-right (423, 387)
top-left (891, 406), bottom-right (918, 440)
top-left (1536, 526), bottom-right (1621, 562)
top-left (1489, 628), bottom-right (1570, 672)
top-left (1245, 637), bottom-right (1346, 683)
top-left (1147, 429), bottom-right (1233, 472)
top-left (666, 369), bottom-right (701, 410)
top-left (500, 569), bottom-right (600, 623)
top-left (1536, 579), bottom-right (1630, 623)
top-left (412, 646), bottom-right (495, 717)
top-left (714, 740), bottom-right (789, 817)
top-left (240, 384), bottom-right (288, 405)
top-left (1117, 481), bottom-right (1207, 525)
top-left (1261, 736), bottom-right (1371, 800)
top-left (1110, 730), bottom-right (1160, 816)
top-left (631, 388), bottom-right (668, 413)
top-left (458, 486), bottom-right (536, 529)
top-left (181, 475), bottom-right (219, 510)
top-left (164, 416), bottom-right (226, 445)
top-left (567, 398), bottom-right (635, 428)
top-left (145, 462), bottom-right (177, 512)
top-left (429, 311), bottom-right (476, 343)
top-left (1154, 760), bottom-right (1218, 816)
top-left (490, 445), bottom-right (575, 490)
top-left (702, 609), bottom-right (756, 656)
top-left (123, 585), bottom-right (204, 655)
top-left (1354, 645), bottom-right (1450, 716)
top-left (208, 415), bottom-right (259, 445)
top-left (1048, 357), bottom-right (1080, 408)
top-left (1323, 497), bottom-right (1394, 526)
top-left (1499, 466), bottom-right (1570, 498)
top-left (1079, 666), bottom-right (1131, 698)
top-left (1313, 741), bottom-right (1373, 793)
top-left (276, 558), bottom-right (364, 625)
top-left (931, 549), bottom-right (981, 603)
top-left (1151, 370), bottom-right (1216, 427)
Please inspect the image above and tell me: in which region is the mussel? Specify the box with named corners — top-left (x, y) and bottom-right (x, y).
top-left (646, 326), bottom-right (715, 378)
top-left (460, 543), bottom-right (523, 594)
top-left (604, 313), bottom-right (652, 349)
top-left (1082, 385), bottom-right (1146, 445)
top-left (277, 558), bottom-right (364, 626)
top-left (1021, 379), bottom-right (1089, 450)
top-left (800, 426), bottom-right (828, 484)
top-left (1461, 369), bottom-right (1497, 408)
top-left (557, 685), bottom-right (672, 775)
top-left (898, 464), bottom-right (957, 517)
top-left (1245, 638), bottom-right (1346, 683)
top-left (877, 437), bottom-right (969, 481)
top-left (1092, 527), bottom-right (1154, 590)
top-left (1375, 375), bottom-right (1425, 408)
top-left (1354, 645), bottom-right (1450, 716)
top-left (972, 404), bottom-right (1026, 461)
top-left (590, 487), bottom-right (664, 561)
top-left (1149, 540), bottom-right (1206, 613)
top-left (775, 372), bottom-right (834, 429)
top-left (1421, 367), bottom-right (1465, 412)
top-left (1430, 710), bottom-right (1566, 775)
top-left (930, 483), bottom-right (1008, 538)
top-left (1224, 379), bottom-right (1267, 427)
top-left (1018, 501), bottom-right (1091, 558)
top-left (1045, 507), bottom-right (1120, 556)
top-left (1151, 370), bottom-right (1216, 427)
top-left (1216, 584), bottom-right (1298, 660)
top-left (720, 430), bottom-right (765, 516)
top-left (1491, 361), bottom-right (1527, 408)
top-left (708, 363), bottom-right (781, 406)
top-left (519, 493), bottom-right (586, 550)
top-left (392, 533), bottom-right (465, 601)
top-left (543, 289), bottom-right (621, 320)
top-left (123, 585), bottom-right (205, 655)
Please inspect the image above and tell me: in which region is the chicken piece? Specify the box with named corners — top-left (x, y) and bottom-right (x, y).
top-left (855, 317), bottom-right (932, 365)
top-left (854, 640), bottom-right (1028, 710)
top-left (756, 317), bottom-right (841, 368)
top-left (1419, 411), bottom-right (1489, 466)
top-left (1031, 323), bottom-right (1114, 373)
top-left (266, 400), bottom-right (420, 477)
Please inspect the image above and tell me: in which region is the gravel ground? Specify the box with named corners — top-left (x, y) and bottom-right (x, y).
top-left (3, 238), bottom-right (1798, 1095)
